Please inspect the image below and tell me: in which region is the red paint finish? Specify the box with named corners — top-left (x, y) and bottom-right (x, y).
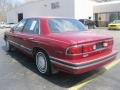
top-left (4, 17), bottom-right (118, 74)
top-left (54, 57), bottom-right (115, 74)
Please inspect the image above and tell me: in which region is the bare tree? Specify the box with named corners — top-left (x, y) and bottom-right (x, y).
top-left (0, 0), bottom-right (12, 21)
top-left (0, 0), bottom-right (22, 22)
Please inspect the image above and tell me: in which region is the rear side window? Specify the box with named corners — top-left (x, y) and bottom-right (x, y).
top-left (23, 19), bottom-right (39, 34)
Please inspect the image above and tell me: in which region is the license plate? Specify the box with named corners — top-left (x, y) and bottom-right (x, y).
top-left (96, 42), bottom-right (104, 49)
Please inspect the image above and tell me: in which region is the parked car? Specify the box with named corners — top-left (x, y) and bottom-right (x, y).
top-left (0, 22), bottom-right (16, 28)
top-left (108, 20), bottom-right (120, 30)
top-left (3, 23), bottom-right (10, 28)
top-left (0, 22), bottom-right (6, 28)
top-left (79, 19), bottom-right (96, 29)
top-left (6, 23), bottom-right (16, 28)
top-left (4, 17), bottom-right (117, 75)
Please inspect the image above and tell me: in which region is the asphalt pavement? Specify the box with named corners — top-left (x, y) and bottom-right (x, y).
top-left (0, 28), bottom-right (120, 90)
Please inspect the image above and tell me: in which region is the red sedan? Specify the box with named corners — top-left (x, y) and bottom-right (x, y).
top-left (4, 17), bottom-right (118, 75)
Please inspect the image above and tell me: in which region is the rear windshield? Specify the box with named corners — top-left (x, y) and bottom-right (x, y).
top-left (48, 18), bottom-right (86, 33)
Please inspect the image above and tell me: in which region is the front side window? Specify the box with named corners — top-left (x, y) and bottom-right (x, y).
top-left (48, 18), bottom-right (86, 33)
top-left (14, 19), bottom-right (26, 32)
top-left (23, 19), bottom-right (39, 34)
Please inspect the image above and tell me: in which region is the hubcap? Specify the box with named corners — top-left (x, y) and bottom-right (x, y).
top-left (36, 52), bottom-right (47, 74)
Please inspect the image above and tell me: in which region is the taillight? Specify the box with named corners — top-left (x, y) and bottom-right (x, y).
top-left (104, 40), bottom-right (113, 47)
top-left (66, 45), bottom-right (82, 55)
top-left (103, 42), bottom-right (108, 47)
top-left (66, 39), bottom-right (113, 56)
top-left (108, 40), bottom-right (113, 46)
top-left (83, 44), bottom-right (96, 53)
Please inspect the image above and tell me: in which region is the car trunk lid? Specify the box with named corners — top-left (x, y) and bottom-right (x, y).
top-left (48, 31), bottom-right (112, 45)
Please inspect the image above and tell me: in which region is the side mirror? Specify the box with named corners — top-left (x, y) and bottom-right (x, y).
top-left (10, 28), bottom-right (14, 32)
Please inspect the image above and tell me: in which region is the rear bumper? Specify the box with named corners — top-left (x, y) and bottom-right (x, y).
top-left (50, 50), bottom-right (118, 74)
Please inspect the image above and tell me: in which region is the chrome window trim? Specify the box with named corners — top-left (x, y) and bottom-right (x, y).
top-left (38, 18), bottom-right (41, 35)
top-left (22, 18), bottom-right (40, 35)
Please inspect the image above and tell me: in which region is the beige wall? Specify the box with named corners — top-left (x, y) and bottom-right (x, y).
top-left (94, 1), bottom-right (120, 13)
top-left (0, 12), bottom-right (6, 22)
top-left (7, 0), bottom-right (97, 23)
top-left (94, 1), bottom-right (120, 27)
top-left (7, 0), bottom-right (75, 23)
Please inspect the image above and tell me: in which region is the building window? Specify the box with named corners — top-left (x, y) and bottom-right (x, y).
top-left (51, 2), bottom-right (60, 9)
top-left (109, 12), bottom-right (119, 22)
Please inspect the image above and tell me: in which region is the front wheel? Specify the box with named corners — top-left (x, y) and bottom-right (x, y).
top-left (5, 39), bottom-right (12, 51)
top-left (36, 51), bottom-right (51, 75)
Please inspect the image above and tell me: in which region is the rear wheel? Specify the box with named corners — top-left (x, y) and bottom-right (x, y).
top-left (35, 50), bottom-right (51, 75)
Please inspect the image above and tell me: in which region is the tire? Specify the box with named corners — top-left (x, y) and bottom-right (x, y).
top-left (5, 39), bottom-right (12, 52)
top-left (35, 50), bottom-right (51, 75)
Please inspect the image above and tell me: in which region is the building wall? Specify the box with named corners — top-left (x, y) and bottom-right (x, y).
top-left (94, 1), bottom-right (120, 27)
top-left (75, 0), bottom-right (97, 20)
top-left (94, 1), bottom-right (120, 13)
top-left (7, 0), bottom-right (75, 23)
top-left (7, 10), bottom-right (18, 23)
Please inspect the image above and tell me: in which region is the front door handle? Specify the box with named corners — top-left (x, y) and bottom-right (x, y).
top-left (28, 38), bottom-right (39, 43)
top-left (13, 35), bottom-right (18, 37)
top-left (28, 38), bottom-right (34, 40)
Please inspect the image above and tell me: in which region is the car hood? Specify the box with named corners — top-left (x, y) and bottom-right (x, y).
top-left (47, 31), bottom-right (112, 45)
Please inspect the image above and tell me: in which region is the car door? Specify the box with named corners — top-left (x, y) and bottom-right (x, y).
top-left (8, 19), bottom-right (26, 48)
top-left (18, 18), bottom-right (40, 55)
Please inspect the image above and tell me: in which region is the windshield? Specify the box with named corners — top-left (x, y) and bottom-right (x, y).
top-left (48, 18), bottom-right (86, 33)
top-left (112, 20), bottom-right (120, 24)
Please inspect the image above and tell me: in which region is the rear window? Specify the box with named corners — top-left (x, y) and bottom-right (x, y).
top-left (48, 18), bottom-right (86, 33)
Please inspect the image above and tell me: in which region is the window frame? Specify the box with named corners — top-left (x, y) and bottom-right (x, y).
top-left (22, 18), bottom-right (40, 35)
top-left (48, 18), bottom-right (86, 33)
top-left (14, 19), bottom-right (27, 33)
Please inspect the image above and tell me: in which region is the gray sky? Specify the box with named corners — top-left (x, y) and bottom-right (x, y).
top-left (11, 0), bottom-right (119, 5)
top-left (13, 0), bottom-right (25, 3)
top-left (8, 0), bottom-right (25, 7)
